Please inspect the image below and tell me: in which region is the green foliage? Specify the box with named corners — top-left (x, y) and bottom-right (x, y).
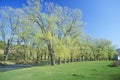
top-left (0, 0), bottom-right (116, 65)
top-left (0, 41), bottom-right (5, 49)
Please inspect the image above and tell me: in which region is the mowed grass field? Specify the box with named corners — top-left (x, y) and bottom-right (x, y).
top-left (0, 61), bottom-right (120, 80)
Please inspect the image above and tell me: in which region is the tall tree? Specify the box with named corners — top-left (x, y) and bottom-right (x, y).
top-left (24, 0), bottom-right (83, 66)
top-left (0, 7), bottom-right (24, 60)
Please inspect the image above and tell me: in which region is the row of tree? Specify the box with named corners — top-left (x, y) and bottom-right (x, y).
top-left (0, 0), bottom-right (116, 66)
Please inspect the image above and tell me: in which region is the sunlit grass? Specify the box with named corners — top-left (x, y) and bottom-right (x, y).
top-left (0, 61), bottom-right (120, 80)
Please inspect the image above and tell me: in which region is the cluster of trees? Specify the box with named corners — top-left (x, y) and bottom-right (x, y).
top-left (0, 0), bottom-right (116, 66)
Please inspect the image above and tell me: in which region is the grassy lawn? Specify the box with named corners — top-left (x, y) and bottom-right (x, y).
top-left (0, 61), bottom-right (120, 80)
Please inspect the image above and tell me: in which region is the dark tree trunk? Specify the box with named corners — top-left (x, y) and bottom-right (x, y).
top-left (47, 41), bottom-right (55, 66)
top-left (50, 53), bottom-right (55, 66)
top-left (36, 51), bottom-right (40, 63)
top-left (67, 58), bottom-right (70, 63)
top-left (44, 52), bottom-right (47, 60)
top-left (70, 56), bottom-right (73, 62)
top-left (58, 57), bottom-right (61, 65)
top-left (63, 58), bottom-right (66, 64)
top-left (76, 57), bottom-right (79, 62)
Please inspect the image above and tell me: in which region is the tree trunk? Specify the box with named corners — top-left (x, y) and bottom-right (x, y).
top-left (44, 52), bottom-right (47, 60)
top-left (70, 56), bottom-right (73, 62)
top-left (30, 49), bottom-right (35, 60)
top-left (4, 40), bottom-right (10, 61)
top-left (47, 41), bottom-right (55, 66)
top-left (58, 57), bottom-right (61, 65)
top-left (4, 51), bottom-right (9, 61)
top-left (50, 53), bottom-right (55, 66)
top-left (67, 58), bottom-right (70, 63)
top-left (36, 51), bottom-right (40, 63)
top-left (76, 57), bottom-right (79, 62)
top-left (23, 48), bottom-right (26, 61)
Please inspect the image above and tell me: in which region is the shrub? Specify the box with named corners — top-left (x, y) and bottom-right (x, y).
top-left (110, 61), bottom-right (120, 67)
top-left (0, 54), bottom-right (4, 61)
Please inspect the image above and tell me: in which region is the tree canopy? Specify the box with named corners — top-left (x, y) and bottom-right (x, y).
top-left (0, 0), bottom-right (116, 65)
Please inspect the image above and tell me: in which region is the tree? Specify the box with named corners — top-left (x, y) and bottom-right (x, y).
top-left (0, 0), bottom-right (116, 65)
top-left (24, 0), bottom-right (83, 66)
top-left (0, 7), bottom-right (24, 60)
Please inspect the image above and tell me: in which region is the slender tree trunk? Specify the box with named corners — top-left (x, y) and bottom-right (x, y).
top-left (36, 51), bottom-right (40, 63)
top-left (48, 55), bottom-right (50, 60)
top-left (4, 40), bottom-right (10, 61)
top-left (63, 58), bottom-right (66, 64)
top-left (23, 47), bottom-right (26, 61)
top-left (70, 56), bottom-right (73, 62)
top-left (15, 53), bottom-right (18, 61)
top-left (4, 51), bottom-right (9, 61)
top-left (30, 48), bottom-right (34, 60)
top-left (44, 52), bottom-right (47, 60)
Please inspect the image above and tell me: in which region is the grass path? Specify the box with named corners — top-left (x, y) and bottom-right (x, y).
top-left (0, 61), bottom-right (120, 80)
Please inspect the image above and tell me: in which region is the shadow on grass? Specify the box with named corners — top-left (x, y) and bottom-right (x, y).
top-left (0, 61), bottom-right (50, 72)
top-left (109, 74), bottom-right (120, 80)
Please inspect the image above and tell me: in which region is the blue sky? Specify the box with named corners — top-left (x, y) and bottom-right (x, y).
top-left (0, 0), bottom-right (120, 48)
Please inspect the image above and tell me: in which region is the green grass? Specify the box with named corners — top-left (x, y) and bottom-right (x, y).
top-left (0, 61), bottom-right (120, 80)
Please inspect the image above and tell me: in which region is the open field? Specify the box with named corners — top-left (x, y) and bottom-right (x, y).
top-left (0, 61), bottom-right (120, 80)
